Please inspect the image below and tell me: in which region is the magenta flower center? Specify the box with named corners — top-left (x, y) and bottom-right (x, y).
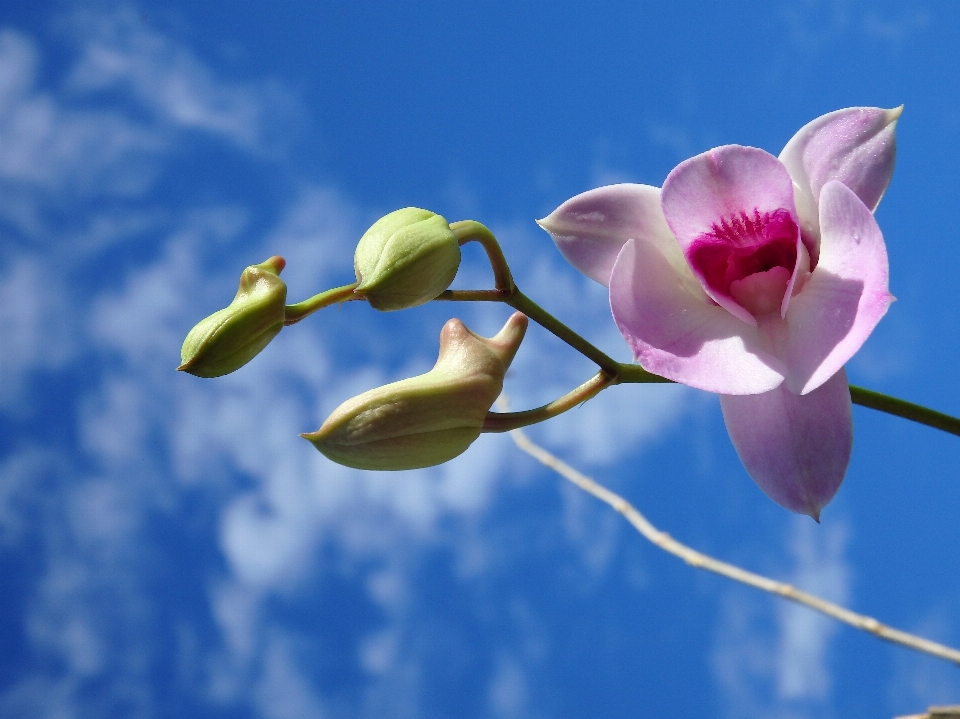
top-left (687, 208), bottom-right (799, 316)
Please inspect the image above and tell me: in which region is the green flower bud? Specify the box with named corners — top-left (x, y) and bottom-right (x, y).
top-left (178, 256), bottom-right (287, 378)
top-left (302, 311), bottom-right (528, 470)
top-left (354, 207), bottom-right (461, 311)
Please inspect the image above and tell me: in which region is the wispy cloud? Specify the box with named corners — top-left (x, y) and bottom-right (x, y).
top-left (887, 608), bottom-right (960, 716)
top-left (0, 27), bottom-right (163, 207)
top-left (712, 517), bottom-right (850, 719)
top-left (0, 7), bottom-right (689, 718)
top-left (780, 0), bottom-right (931, 53)
top-left (775, 519), bottom-right (849, 701)
top-left (861, 9), bottom-right (930, 47)
top-left (66, 7), bottom-right (300, 154)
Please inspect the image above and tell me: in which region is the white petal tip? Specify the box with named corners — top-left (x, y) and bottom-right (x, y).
top-left (885, 105), bottom-right (904, 123)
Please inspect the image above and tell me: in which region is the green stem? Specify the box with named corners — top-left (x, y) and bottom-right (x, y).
top-left (284, 282), bottom-right (360, 325)
top-left (482, 371), bottom-right (615, 432)
top-left (439, 220), bottom-right (960, 438)
top-left (450, 220), bottom-right (516, 293)
top-left (505, 291), bottom-right (622, 376)
top-left (436, 289), bottom-right (509, 302)
top-left (849, 386), bottom-right (960, 437)
top-left (615, 362), bottom-right (674, 384)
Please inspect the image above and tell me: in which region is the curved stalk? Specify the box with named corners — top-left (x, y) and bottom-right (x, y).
top-left (849, 386), bottom-right (960, 437)
top-left (450, 220), bottom-right (516, 293)
top-left (505, 291), bottom-right (622, 376)
top-left (437, 221), bottom-right (960, 437)
top-left (481, 371), bottom-right (615, 432)
top-left (615, 362), bottom-right (674, 384)
top-left (437, 289), bottom-right (509, 303)
top-left (284, 282), bottom-right (360, 325)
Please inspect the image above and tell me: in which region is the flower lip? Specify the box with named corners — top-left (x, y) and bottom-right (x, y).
top-left (687, 207), bottom-right (799, 319)
top-left (662, 145), bottom-right (802, 324)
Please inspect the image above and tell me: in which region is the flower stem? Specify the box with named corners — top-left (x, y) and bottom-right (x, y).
top-left (450, 220), bottom-right (516, 293)
top-left (849, 386), bottom-right (960, 437)
top-left (614, 362), bottom-right (675, 384)
top-left (437, 289), bottom-right (509, 302)
top-left (506, 291), bottom-right (623, 376)
top-left (481, 370), bottom-right (615, 432)
top-left (284, 282), bottom-right (360, 325)
top-left (439, 221), bottom-right (960, 437)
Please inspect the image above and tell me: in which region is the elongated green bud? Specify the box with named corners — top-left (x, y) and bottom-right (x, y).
top-left (302, 312), bottom-right (527, 470)
top-left (354, 207), bottom-right (461, 311)
top-left (178, 256), bottom-right (287, 377)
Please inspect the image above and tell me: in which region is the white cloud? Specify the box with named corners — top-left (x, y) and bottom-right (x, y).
top-left (0, 8), bottom-right (690, 719)
top-left (0, 448), bottom-right (51, 543)
top-left (862, 9), bottom-right (930, 46)
top-left (0, 28), bottom-right (163, 202)
top-left (780, 0), bottom-right (852, 51)
top-left (647, 123), bottom-right (696, 164)
top-left (886, 609), bottom-right (960, 716)
top-left (254, 633), bottom-right (327, 719)
top-left (712, 516), bottom-right (851, 718)
top-left (0, 257), bottom-right (75, 407)
top-left (66, 7), bottom-right (298, 153)
top-left (0, 12), bottom-right (314, 715)
top-left (775, 519), bottom-right (849, 700)
top-left (781, 0), bottom-right (930, 53)
top-left (488, 653), bottom-right (530, 718)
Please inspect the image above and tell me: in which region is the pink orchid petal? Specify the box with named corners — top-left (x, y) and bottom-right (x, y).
top-left (662, 145), bottom-right (799, 246)
top-left (661, 146), bottom-right (801, 323)
top-left (610, 238), bottom-right (785, 395)
top-left (537, 184), bottom-right (673, 286)
top-left (720, 367), bottom-right (852, 520)
top-left (779, 106), bottom-right (901, 265)
top-left (780, 181), bottom-right (893, 395)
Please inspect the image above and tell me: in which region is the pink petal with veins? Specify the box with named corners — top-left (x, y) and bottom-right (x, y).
top-left (661, 146), bottom-right (802, 323)
top-left (720, 367), bottom-right (853, 520)
top-left (609, 238), bottom-right (785, 395)
top-left (780, 181), bottom-right (893, 395)
top-left (537, 184), bottom-right (673, 287)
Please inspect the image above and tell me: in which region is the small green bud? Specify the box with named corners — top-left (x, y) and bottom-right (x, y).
top-left (178, 256), bottom-right (287, 378)
top-left (354, 207), bottom-right (461, 311)
top-left (302, 312), bottom-right (528, 470)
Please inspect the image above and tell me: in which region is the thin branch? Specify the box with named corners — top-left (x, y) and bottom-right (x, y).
top-left (850, 385), bottom-right (960, 438)
top-left (894, 707), bottom-right (960, 719)
top-left (506, 290), bottom-right (622, 376)
top-left (481, 371), bottom-right (615, 432)
top-left (284, 282), bottom-right (360, 325)
top-left (450, 220), bottom-right (516, 293)
top-left (502, 412), bottom-right (960, 668)
top-left (438, 221), bottom-right (960, 438)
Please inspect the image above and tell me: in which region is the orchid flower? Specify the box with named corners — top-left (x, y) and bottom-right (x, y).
top-left (538, 107), bottom-right (899, 520)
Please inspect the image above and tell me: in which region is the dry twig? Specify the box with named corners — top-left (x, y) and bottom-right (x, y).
top-left (894, 707), bottom-right (960, 719)
top-left (503, 420), bottom-right (960, 668)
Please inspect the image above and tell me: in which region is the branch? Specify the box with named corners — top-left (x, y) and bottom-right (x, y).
top-left (481, 371), bottom-right (615, 432)
top-left (502, 408), bottom-right (960, 668)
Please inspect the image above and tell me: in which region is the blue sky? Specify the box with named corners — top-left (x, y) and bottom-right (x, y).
top-left (1, 1), bottom-right (959, 718)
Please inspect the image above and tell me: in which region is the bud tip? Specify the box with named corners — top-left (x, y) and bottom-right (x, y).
top-left (261, 255), bottom-right (286, 273)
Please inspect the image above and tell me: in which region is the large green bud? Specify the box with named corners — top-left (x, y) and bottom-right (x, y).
top-left (302, 312), bottom-right (527, 470)
top-left (353, 208), bottom-right (461, 311)
top-left (178, 256), bottom-right (287, 378)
